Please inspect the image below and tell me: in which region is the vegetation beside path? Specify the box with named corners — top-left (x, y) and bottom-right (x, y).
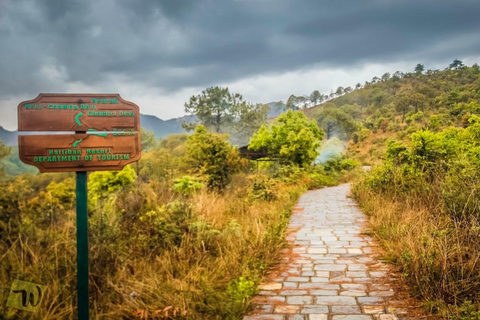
top-left (354, 117), bottom-right (480, 319)
top-left (0, 111), bottom-right (358, 319)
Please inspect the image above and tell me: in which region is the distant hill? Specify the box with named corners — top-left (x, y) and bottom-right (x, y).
top-left (0, 127), bottom-right (18, 146)
top-left (266, 101), bottom-right (286, 118)
top-left (300, 63), bottom-right (480, 164)
top-left (140, 114), bottom-right (193, 138)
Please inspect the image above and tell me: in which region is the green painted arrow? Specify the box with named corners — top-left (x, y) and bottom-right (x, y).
top-left (73, 139), bottom-right (83, 148)
top-left (87, 129), bottom-right (107, 137)
top-left (75, 112), bottom-right (84, 126)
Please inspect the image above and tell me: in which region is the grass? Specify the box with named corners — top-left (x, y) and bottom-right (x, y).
top-left (0, 172), bottom-right (308, 319)
top-left (353, 183), bottom-right (480, 319)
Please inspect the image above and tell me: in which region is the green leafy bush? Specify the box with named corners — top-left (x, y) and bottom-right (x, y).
top-left (185, 125), bottom-right (242, 190)
top-left (355, 115), bottom-right (480, 316)
top-left (249, 110), bottom-right (324, 166)
top-left (173, 175), bottom-right (205, 196)
top-left (248, 174), bottom-right (277, 201)
top-left (88, 165), bottom-right (137, 206)
top-left (226, 277), bottom-right (256, 314)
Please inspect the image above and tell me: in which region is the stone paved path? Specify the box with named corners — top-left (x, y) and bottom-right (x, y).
top-left (244, 184), bottom-right (411, 320)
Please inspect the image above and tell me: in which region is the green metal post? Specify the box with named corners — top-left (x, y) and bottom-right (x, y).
top-left (76, 171), bottom-right (89, 320)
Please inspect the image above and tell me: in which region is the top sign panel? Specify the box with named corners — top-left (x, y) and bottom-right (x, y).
top-left (18, 94), bottom-right (140, 132)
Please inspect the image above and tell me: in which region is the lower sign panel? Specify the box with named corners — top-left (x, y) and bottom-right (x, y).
top-left (19, 133), bottom-right (141, 172)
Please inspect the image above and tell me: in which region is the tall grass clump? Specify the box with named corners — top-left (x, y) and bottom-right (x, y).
top-left (353, 115), bottom-right (480, 318)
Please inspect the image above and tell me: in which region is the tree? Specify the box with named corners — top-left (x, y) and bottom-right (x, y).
top-left (355, 83), bottom-right (362, 90)
top-left (335, 86), bottom-right (344, 97)
top-left (414, 63), bottom-right (425, 75)
top-left (286, 94), bottom-right (300, 110)
top-left (140, 128), bottom-right (158, 151)
top-left (88, 166), bottom-right (137, 206)
top-left (393, 71), bottom-right (404, 80)
top-left (310, 90), bottom-right (322, 106)
top-left (449, 59), bottom-right (464, 70)
top-left (184, 86), bottom-right (245, 133)
top-left (395, 95), bottom-right (411, 123)
top-left (316, 108), bottom-right (359, 140)
top-left (296, 96), bottom-right (308, 109)
top-left (409, 92), bottom-right (428, 113)
top-left (249, 111), bottom-right (323, 166)
top-left (232, 103), bottom-right (268, 146)
top-left (381, 73), bottom-right (391, 82)
top-left (395, 92), bottom-right (428, 123)
top-left (391, 82), bottom-right (402, 95)
top-left (185, 125), bottom-right (241, 190)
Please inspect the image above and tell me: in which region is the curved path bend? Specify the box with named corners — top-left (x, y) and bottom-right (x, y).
top-left (244, 184), bottom-right (414, 320)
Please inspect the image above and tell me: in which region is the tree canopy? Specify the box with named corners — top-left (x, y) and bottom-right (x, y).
top-left (184, 86), bottom-right (267, 145)
top-left (249, 110), bottom-right (324, 166)
top-left (185, 125), bottom-right (242, 190)
top-left (184, 86), bottom-right (245, 133)
top-left (316, 108), bottom-right (359, 140)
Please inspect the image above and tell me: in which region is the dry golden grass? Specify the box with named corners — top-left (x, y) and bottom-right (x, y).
top-left (0, 173), bottom-right (306, 320)
top-left (353, 184), bottom-right (480, 318)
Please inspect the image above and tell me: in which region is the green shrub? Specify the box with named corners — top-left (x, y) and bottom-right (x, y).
top-left (227, 276), bottom-right (256, 311)
top-left (248, 174), bottom-right (277, 201)
top-left (355, 116), bottom-right (480, 317)
top-left (173, 175), bottom-right (205, 196)
top-left (185, 125), bottom-right (242, 190)
top-left (88, 165), bottom-right (137, 206)
top-left (323, 155), bottom-right (361, 173)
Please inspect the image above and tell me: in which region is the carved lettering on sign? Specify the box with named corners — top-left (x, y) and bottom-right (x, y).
top-left (19, 133), bottom-right (141, 172)
top-left (18, 94), bottom-right (140, 132)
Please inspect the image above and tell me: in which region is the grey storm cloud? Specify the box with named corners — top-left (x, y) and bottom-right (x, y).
top-left (1, 0), bottom-right (480, 99)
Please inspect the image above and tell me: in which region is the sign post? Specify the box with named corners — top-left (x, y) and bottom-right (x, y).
top-left (17, 94), bottom-right (141, 320)
top-left (76, 171), bottom-right (89, 320)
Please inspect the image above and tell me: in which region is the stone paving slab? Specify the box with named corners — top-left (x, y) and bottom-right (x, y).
top-left (243, 184), bottom-right (412, 320)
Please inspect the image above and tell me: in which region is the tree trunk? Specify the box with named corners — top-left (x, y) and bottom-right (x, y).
top-left (216, 112), bottom-right (221, 133)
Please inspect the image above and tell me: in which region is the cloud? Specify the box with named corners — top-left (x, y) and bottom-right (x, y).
top-left (0, 0), bottom-right (479, 129)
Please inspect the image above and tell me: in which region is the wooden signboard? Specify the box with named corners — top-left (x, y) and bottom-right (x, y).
top-left (19, 133), bottom-right (141, 172)
top-left (17, 93), bottom-right (142, 320)
top-left (18, 93), bottom-right (139, 132)
top-left (17, 93), bottom-right (141, 172)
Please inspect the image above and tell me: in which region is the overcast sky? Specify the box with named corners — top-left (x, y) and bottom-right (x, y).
top-left (1, 0), bottom-right (480, 130)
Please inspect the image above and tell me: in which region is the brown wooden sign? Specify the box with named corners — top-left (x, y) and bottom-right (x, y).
top-left (18, 93), bottom-right (139, 132)
top-left (18, 93), bottom-right (141, 172)
top-left (18, 133), bottom-right (141, 172)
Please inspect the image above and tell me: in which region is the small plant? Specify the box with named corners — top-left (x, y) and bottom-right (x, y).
top-left (227, 277), bottom-right (256, 314)
top-left (173, 175), bottom-right (204, 196)
top-left (249, 174), bottom-right (276, 201)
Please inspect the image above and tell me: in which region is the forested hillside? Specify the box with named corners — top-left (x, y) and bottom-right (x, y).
top-left (308, 61), bottom-right (480, 318)
top-left (304, 61), bottom-right (480, 164)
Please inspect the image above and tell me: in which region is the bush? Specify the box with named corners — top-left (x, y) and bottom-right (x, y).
top-left (173, 175), bottom-right (205, 196)
top-left (248, 174), bottom-right (277, 201)
top-left (185, 125), bottom-right (242, 190)
top-left (88, 165), bottom-right (137, 206)
top-left (249, 110), bottom-right (324, 166)
top-left (354, 116), bottom-right (480, 316)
